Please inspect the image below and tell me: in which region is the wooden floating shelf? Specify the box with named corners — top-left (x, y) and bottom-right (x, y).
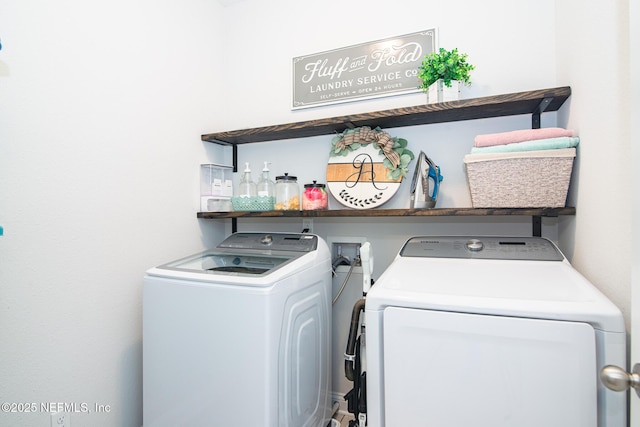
top-left (202, 86), bottom-right (571, 145)
top-left (198, 86), bottom-right (575, 236)
top-left (197, 207), bottom-right (576, 219)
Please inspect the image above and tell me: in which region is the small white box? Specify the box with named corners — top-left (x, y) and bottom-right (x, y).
top-left (200, 196), bottom-right (232, 212)
top-left (200, 164), bottom-right (233, 212)
top-left (427, 80), bottom-right (461, 103)
top-left (200, 164), bottom-right (233, 197)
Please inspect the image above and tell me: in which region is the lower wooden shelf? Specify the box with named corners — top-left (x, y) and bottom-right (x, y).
top-left (197, 207), bottom-right (576, 219)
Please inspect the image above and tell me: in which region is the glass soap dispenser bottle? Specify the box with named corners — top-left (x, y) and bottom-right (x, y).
top-left (237, 162), bottom-right (256, 198)
top-left (256, 161), bottom-right (275, 209)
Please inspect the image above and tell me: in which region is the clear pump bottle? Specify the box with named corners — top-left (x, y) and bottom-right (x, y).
top-left (256, 162), bottom-right (275, 198)
top-left (237, 162), bottom-right (257, 198)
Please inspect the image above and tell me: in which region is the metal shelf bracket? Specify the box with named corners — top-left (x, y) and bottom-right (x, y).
top-left (531, 96), bottom-right (553, 129)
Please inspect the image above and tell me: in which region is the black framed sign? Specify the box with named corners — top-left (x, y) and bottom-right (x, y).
top-left (292, 29), bottom-right (436, 110)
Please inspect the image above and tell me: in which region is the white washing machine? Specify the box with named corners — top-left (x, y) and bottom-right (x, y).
top-left (143, 232), bottom-right (332, 427)
top-left (364, 236), bottom-right (626, 427)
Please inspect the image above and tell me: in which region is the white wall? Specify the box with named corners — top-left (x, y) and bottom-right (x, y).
top-left (219, 0), bottom-right (558, 130)
top-left (0, 1), bottom-right (228, 426)
top-left (0, 0), bottom-right (632, 425)
top-left (216, 0), bottom-right (568, 404)
top-left (555, 0), bottom-right (631, 325)
top-left (217, 0), bottom-right (633, 406)
top-left (218, 0), bottom-right (561, 243)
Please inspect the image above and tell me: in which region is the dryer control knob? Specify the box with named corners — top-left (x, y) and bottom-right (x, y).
top-left (260, 234), bottom-right (273, 245)
top-left (466, 239), bottom-right (484, 252)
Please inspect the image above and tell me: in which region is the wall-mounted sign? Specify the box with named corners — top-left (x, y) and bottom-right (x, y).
top-left (327, 143), bottom-right (402, 209)
top-left (292, 29), bottom-right (436, 110)
top-left (326, 127), bottom-right (414, 209)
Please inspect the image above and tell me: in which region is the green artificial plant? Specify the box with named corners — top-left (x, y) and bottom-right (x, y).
top-left (418, 48), bottom-right (475, 91)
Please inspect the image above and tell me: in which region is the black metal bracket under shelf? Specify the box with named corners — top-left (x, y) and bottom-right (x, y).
top-left (532, 216), bottom-right (542, 237)
top-left (531, 96), bottom-right (554, 129)
top-left (232, 145), bottom-right (238, 173)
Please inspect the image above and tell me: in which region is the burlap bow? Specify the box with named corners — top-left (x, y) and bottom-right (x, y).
top-left (335, 127), bottom-right (401, 167)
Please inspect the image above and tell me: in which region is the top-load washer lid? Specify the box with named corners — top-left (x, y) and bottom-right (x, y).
top-left (155, 233), bottom-right (319, 277)
top-left (366, 236), bottom-right (625, 333)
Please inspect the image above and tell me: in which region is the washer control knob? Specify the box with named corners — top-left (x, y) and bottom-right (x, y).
top-left (260, 234), bottom-right (273, 245)
top-left (466, 239), bottom-right (484, 252)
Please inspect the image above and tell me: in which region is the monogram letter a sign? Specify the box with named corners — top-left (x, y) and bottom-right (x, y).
top-left (326, 127), bottom-right (414, 209)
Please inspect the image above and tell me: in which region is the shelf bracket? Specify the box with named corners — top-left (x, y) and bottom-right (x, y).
top-left (531, 96), bottom-right (553, 129)
top-left (232, 144), bottom-right (238, 172)
top-left (532, 216), bottom-right (542, 237)
top-left (231, 145), bottom-right (239, 231)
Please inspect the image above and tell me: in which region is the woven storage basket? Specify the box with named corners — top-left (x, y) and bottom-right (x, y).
top-left (464, 148), bottom-right (575, 208)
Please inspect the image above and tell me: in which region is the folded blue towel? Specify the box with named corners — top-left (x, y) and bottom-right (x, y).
top-left (470, 136), bottom-right (580, 154)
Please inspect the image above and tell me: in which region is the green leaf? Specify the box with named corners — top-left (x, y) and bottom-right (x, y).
top-left (389, 168), bottom-right (401, 180)
top-left (417, 47), bottom-right (475, 92)
top-left (404, 149), bottom-right (415, 160)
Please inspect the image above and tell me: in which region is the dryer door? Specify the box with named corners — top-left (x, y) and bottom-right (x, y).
top-left (381, 307), bottom-right (597, 427)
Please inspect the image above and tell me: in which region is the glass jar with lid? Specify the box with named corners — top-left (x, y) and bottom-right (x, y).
top-left (275, 173), bottom-right (300, 210)
top-left (302, 181), bottom-right (328, 210)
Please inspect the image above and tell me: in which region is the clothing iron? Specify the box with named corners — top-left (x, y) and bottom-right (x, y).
top-left (410, 151), bottom-right (443, 208)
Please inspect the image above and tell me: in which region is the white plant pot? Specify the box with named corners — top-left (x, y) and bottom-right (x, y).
top-left (427, 79), bottom-right (461, 103)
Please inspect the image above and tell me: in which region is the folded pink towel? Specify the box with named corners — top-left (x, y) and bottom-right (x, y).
top-left (474, 127), bottom-right (575, 148)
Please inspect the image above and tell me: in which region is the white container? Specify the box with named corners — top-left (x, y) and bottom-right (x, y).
top-left (200, 164), bottom-right (233, 211)
top-left (427, 79), bottom-right (461, 103)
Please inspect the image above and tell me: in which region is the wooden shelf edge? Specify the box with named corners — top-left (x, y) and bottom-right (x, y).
top-left (197, 207), bottom-right (576, 219)
top-left (201, 86), bottom-right (571, 145)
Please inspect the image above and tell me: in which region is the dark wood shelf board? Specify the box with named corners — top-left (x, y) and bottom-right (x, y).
top-left (198, 86), bottom-right (574, 227)
top-left (202, 86), bottom-right (571, 145)
top-left (197, 207), bottom-right (575, 219)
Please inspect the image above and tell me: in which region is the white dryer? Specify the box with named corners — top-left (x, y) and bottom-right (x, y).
top-left (143, 232), bottom-right (332, 427)
top-left (364, 236), bottom-right (626, 427)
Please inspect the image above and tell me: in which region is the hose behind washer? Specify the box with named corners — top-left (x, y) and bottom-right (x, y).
top-left (332, 262), bottom-right (355, 305)
top-left (345, 298), bottom-right (365, 381)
